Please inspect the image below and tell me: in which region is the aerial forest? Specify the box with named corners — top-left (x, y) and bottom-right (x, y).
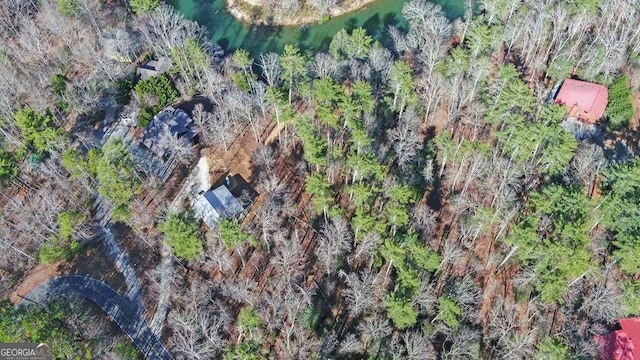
top-left (1, 0), bottom-right (640, 358)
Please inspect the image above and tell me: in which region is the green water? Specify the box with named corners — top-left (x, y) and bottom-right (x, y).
top-left (167, 0), bottom-right (465, 56)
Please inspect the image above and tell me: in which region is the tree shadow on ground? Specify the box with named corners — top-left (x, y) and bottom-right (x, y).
top-left (58, 239), bottom-right (128, 296)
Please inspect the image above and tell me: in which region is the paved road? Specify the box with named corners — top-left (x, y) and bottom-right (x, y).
top-left (18, 105), bottom-right (173, 359)
top-left (26, 275), bottom-right (173, 360)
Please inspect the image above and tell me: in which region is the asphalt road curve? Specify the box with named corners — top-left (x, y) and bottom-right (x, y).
top-left (33, 275), bottom-right (174, 360)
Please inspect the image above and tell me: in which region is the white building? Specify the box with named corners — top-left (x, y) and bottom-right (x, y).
top-left (192, 184), bottom-right (243, 229)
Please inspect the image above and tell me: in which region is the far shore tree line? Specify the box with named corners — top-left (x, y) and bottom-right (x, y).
top-left (0, 0), bottom-right (640, 358)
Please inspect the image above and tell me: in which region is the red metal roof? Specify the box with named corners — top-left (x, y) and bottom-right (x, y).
top-left (620, 318), bottom-right (640, 359)
top-left (597, 318), bottom-right (640, 360)
top-left (555, 79), bottom-right (609, 124)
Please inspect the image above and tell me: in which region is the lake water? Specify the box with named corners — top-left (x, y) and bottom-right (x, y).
top-left (167, 0), bottom-right (466, 56)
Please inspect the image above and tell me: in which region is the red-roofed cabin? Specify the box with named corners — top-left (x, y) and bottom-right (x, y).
top-left (596, 318), bottom-right (640, 360)
top-left (555, 79), bottom-right (609, 124)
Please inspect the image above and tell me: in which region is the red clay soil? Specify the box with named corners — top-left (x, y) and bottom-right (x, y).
top-left (10, 239), bottom-right (128, 305)
top-left (235, 146), bottom-right (316, 291)
top-left (201, 122), bottom-right (323, 346)
top-left (427, 115), bottom-right (530, 334)
top-left (9, 263), bottom-right (61, 304)
top-left (204, 121), bottom-right (278, 183)
top-left (194, 121), bottom-right (321, 359)
top-left (214, 81), bottom-right (528, 346)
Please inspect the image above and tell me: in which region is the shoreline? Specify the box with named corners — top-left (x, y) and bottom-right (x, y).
top-left (225, 0), bottom-right (379, 26)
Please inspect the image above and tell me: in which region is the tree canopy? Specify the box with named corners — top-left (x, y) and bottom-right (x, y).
top-left (95, 139), bottom-right (141, 222)
top-left (129, 0), bottom-right (159, 14)
top-left (135, 74), bottom-right (179, 126)
top-left (607, 74), bottom-right (634, 130)
top-left (13, 107), bottom-right (62, 154)
top-left (159, 212), bottom-right (203, 260)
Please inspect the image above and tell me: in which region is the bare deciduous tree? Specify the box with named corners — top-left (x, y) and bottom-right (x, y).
top-left (253, 143), bottom-right (277, 174)
top-left (348, 231), bottom-right (381, 267)
top-left (570, 143), bottom-right (606, 191)
top-left (267, 285), bottom-right (318, 359)
top-left (220, 277), bottom-right (258, 306)
top-left (568, 277), bottom-right (624, 324)
top-left (205, 234), bottom-right (233, 272)
top-left (486, 299), bottom-right (535, 360)
top-left (339, 268), bottom-right (379, 317)
top-left (270, 233), bottom-right (305, 288)
top-left (312, 53), bottom-right (340, 79)
top-left (227, 88), bottom-right (264, 143)
top-left (138, 4), bottom-right (205, 56)
top-left (192, 103), bottom-right (214, 147)
top-left (441, 326), bottom-right (481, 359)
top-left (169, 308), bottom-right (230, 359)
top-left (168, 282), bottom-right (231, 360)
top-left (403, 330), bottom-right (436, 360)
top-left (401, 0), bottom-right (451, 78)
top-left (448, 275), bottom-right (482, 322)
top-left (167, 133), bottom-right (196, 165)
top-left (411, 204), bottom-right (438, 236)
top-left (316, 217), bottom-right (353, 276)
top-left (368, 46), bottom-right (393, 82)
top-left (259, 52), bottom-right (282, 87)
top-left (208, 106), bottom-right (237, 152)
top-left (388, 107), bottom-right (421, 172)
top-left (357, 317), bottom-right (392, 351)
top-left (414, 280), bottom-right (437, 315)
top-left (337, 333), bottom-right (363, 356)
top-left (251, 80), bottom-right (270, 123)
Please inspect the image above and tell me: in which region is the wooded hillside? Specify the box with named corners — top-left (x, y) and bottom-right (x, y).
top-left (1, 0), bottom-right (640, 358)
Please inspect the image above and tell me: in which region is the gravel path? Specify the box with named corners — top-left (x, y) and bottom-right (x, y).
top-left (150, 243), bottom-right (173, 336)
top-left (100, 226), bottom-right (144, 304)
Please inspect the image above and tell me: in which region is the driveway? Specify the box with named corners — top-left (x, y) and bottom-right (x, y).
top-left (25, 275), bottom-right (173, 360)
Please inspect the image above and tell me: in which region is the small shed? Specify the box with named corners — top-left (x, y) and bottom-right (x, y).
top-left (555, 79), bottom-right (609, 124)
top-left (596, 318), bottom-right (640, 360)
top-left (136, 57), bottom-right (172, 80)
top-left (142, 107), bottom-right (196, 160)
top-left (192, 185), bottom-right (244, 229)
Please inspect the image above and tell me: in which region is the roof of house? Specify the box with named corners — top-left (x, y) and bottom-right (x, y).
top-left (192, 185), bottom-right (243, 229)
top-left (555, 79), bottom-right (609, 124)
top-left (596, 318), bottom-right (640, 360)
top-left (136, 57), bottom-right (172, 80)
top-left (619, 319), bottom-right (640, 359)
top-left (142, 107), bottom-right (196, 159)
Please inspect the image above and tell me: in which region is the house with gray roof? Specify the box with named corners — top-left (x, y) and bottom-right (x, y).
top-left (192, 184), bottom-right (244, 228)
top-left (136, 57), bottom-right (172, 80)
top-left (142, 107), bottom-right (196, 160)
